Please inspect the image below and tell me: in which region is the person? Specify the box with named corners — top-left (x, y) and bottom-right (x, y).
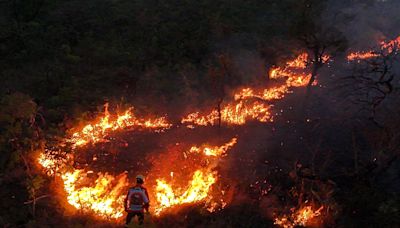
top-left (124, 175), bottom-right (150, 226)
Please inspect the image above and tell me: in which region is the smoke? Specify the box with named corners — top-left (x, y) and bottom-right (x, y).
top-left (326, 0), bottom-right (400, 48)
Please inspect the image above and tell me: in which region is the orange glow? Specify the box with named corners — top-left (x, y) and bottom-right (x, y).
top-left (274, 205), bottom-right (324, 228)
top-left (321, 55), bottom-right (330, 63)
top-left (68, 104), bottom-right (171, 147)
top-left (380, 36), bottom-right (400, 53)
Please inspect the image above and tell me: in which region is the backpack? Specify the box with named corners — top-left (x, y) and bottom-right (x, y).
top-left (127, 187), bottom-right (148, 212)
top-left (129, 189), bottom-right (144, 206)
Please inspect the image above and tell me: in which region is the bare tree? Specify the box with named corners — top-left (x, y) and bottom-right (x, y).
top-left (208, 54), bottom-right (231, 128)
top-left (291, 0), bottom-right (347, 96)
top-left (341, 46), bottom-right (399, 127)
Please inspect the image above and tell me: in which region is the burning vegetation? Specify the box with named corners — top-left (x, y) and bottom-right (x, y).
top-left (2, 1), bottom-right (400, 227)
top-left (274, 205), bottom-right (324, 228)
top-left (37, 49), bottom-right (325, 220)
top-left (34, 33), bottom-right (400, 226)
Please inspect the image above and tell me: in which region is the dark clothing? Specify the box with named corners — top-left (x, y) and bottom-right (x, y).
top-left (126, 211), bottom-right (144, 225)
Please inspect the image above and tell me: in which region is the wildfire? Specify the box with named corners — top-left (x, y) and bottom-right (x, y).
top-left (61, 170), bottom-right (129, 219)
top-left (68, 104), bottom-right (171, 147)
top-left (181, 52), bottom-right (318, 128)
top-left (36, 52), bottom-right (322, 222)
top-left (36, 103), bottom-right (172, 220)
top-left (34, 33), bottom-right (400, 225)
top-left (274, 205), bottom-right (324, 228)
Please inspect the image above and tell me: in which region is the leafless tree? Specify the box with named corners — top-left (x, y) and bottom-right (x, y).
top-left (341, 46), bottom-right (399, 127)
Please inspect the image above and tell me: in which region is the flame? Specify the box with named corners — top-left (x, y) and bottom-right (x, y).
top-left (380, 36), bottom-right (400, 53)
top-left (36, 104), bottom-right (171, 220)
top-left (189, 137), bottom-right (237, 157)
top-left (155, 170), bottom-right (217, 215)
top-left (181, 101), bottom-right (272, 127)
top-left (61, 170), bottom-right (128, 219)
top-left (286, 53), bottom-right (308, 68)
top-left (68, 104), bottom-right (171, 147)
top-left (36, 52), bottom-right (322, 221)
top-left (234, 85), bottom-right (290, 101)
top-left (347, 36), bottom-right (400, 61)
top-left (153, 138), bottom-right (237, 215)
top-left (347, 51), bottom-right (379, 61)
top-left (269, 53), bottom-right (313, 87)
top-left (37, 150), bottom-right (66, 175)
top-left (181, 52), bottom-right (317, 128)
top-left (181, 111), bottom-right (219, 127)
top-left (274, 205), bottom-right (324, 228)
top-left (35, 34), bottom-right (400, 224)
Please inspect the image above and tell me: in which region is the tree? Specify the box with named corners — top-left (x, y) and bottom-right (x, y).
top-left (290, 0), bottom-right (347, 95)
top-left (0, 93), bottom-right (46, 217)
top-left (341, 42), bottom-right (399, 127)
top-left (208, 54), bottom-right (233, 128)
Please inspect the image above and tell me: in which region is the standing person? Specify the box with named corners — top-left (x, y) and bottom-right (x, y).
top-left (124, 175), bottom-right (150, 226)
